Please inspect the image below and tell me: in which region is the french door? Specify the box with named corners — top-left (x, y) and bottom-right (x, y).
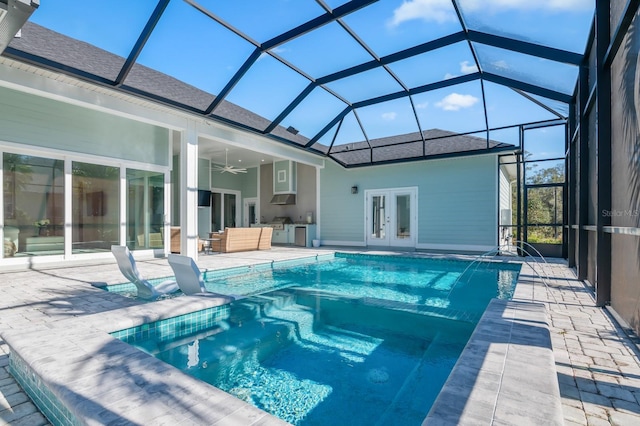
top-left (211, 189), bottom-right (240, 232)
top-left (365, 188), bottom-right (417, 247)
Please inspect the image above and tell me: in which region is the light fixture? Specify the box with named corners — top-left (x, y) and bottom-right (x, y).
top-left (212, 148), bottom-right (247, 174)
top-left (351, 185), bottom-right (358, 194)
top-left (286, 126), bottom-right (299, 135)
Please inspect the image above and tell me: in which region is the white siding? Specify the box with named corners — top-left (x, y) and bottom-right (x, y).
top-left (0, 86), bottom-right (169, 166)
top-left (499, 166), bottom-right (512, 223)
top-left (320, 155), bottom-right (499, 250)
top-left (498, 166), bottom-right (513, 247)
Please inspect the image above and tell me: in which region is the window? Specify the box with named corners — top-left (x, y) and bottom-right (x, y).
top-left (3, 153), bottom-right (64, 257)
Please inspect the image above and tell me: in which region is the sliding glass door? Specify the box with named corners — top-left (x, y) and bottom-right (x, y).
top-left (127, 169), bottom-right (165, 249)
top-left (2, 149), bottom-right (169, 259)
top-left (71, 162), bottom-right (120, 253)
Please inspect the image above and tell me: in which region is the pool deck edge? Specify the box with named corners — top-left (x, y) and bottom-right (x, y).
top-left (2, 295), bottom-right (290, 426)
top-left (424, 262), bottom-right (564, 425)
top-left (423, 298), bottom-right (562, 425)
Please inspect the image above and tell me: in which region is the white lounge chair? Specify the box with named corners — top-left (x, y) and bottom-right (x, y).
top-left (111, 245), bottom-right (179, 300)
top-left (167, 254), bottom-right (235, 300)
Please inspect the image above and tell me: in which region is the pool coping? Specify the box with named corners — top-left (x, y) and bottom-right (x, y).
top-left (424, 262), bottom-right (562, 425)
top-left (3, 294), bottom-right (290, 425)
top-left (2, 254), bottom-right (560, 425)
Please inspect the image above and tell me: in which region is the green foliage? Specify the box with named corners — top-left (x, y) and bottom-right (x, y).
top-left (527, 232), bottom-right (562, 244)
top-left (511, 157), bottom-right (565, 244)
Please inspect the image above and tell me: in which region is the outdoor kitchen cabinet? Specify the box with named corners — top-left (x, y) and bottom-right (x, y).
top-left (285, 224), bottom-right (316, 247)
top-left (272, 228), bottom-right (288, 244)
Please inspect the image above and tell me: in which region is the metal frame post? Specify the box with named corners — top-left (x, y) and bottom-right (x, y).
top-left (595, 0), bottom-right (612, 306)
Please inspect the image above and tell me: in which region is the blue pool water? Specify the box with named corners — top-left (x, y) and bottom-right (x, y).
top-left (112, 254), bottom-right (521, 425)
top-left (200, 253), bottom-right (520, 320)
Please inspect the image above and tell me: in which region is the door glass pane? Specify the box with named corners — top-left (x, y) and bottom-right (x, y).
top-left (3, 153), bottom-right (64, 257)
top-left (224, 194), bottom-right (236, 228)
top-left (126, 169), bottom-right (164, 250)
top-left (370, 195), bottom-right (386, 238)
top-left (212, 193), bottom-right (221, 232)
top-left (72, 162), bottom-right (119, 253)
top-left (395, 194), bottom-right (411, 239)
top-left (248, 203), bottom-right (256, 225)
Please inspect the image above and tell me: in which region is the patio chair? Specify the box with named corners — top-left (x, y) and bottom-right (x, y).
top-left (111, 245), bottom-right (179, 300)
top-left (167, 254), bottom-right (235, 300)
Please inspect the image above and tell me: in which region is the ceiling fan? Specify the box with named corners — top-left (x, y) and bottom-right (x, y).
top-left (212, 148), bottom-right (247, 174)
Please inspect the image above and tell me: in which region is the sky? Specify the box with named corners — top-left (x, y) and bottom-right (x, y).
top-left (28, 0), bottom-right (594, 159)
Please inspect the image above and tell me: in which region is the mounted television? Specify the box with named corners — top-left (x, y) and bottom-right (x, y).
top-left (197, 190), bottom-right (211, 207)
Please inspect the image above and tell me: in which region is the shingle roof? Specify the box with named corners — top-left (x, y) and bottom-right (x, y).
top-left (6, 22), bottom-right (516, 166)
top-left (327, 129), bottom-right (514, 166)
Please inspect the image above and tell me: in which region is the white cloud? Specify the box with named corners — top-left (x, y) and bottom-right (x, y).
top-left (436, 93), bottom-right (479, 111)
top-left (415, 101), bottom-right (429, 109)
top-left (389, 0), bottom-right (592, 27)
top-left (444, 72), bottom-right (456, 79)
top-left (382, 112), bottom-right (397, 120)
top-left (460, 61), bottom-right (478, 74)
top-left (388, 0), bottom-right (456, 27)
top-left (492, 60), bottom-right (509, 69)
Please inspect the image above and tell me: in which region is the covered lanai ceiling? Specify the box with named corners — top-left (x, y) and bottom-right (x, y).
top-left (2, 0), bottom-right (593, 167)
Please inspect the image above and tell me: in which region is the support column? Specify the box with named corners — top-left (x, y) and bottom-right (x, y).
top-left (577, 65), bottom-right (589, 280)
top-left (180, 120), bottom-right (199, 259)
top-left (595, 0), bottom-right (612, 306)
top-left (567, 110), bottom-right (576, 266)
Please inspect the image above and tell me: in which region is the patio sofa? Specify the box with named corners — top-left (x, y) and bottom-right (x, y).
top-left (211, 227), bottom-right (272, 253)
top-left (170, 227), bottom-right (205, 254)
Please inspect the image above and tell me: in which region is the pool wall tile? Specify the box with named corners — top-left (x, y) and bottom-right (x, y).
top-left (111, 304), bottom-right (231, 344)
top-left (10, 352), bottom-right (82, 426)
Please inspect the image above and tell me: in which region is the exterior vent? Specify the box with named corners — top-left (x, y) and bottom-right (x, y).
top-left (0, 0), bottom-right (39, 55)
top-left (270, 194), bottom-right (296, 205)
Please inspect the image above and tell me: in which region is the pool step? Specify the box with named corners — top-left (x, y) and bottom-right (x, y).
top-left (293, 290), bottom-right (475, 341)
top-left (375, 331), bottom-right (461, 425)
top-left (176, 295), bottom-right (322, 384)
top-left (227, 291), bottom-right (299, 324)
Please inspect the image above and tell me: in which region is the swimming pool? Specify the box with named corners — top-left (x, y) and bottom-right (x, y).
top-left (111, 254), bottom-right (521, 424)
top-left (107, 253), bottom-right (520, 317)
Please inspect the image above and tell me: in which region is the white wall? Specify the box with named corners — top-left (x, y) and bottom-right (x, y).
top-left (499, 165), bottom-right (513, 247)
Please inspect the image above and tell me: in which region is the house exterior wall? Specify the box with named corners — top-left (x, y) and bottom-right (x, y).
top-left (319, 155), bottom-right (499, 251)
top-left (241, 168), bottom-right (258, 199)
top-left (0, 86), bottom-right (169, 166)
top-left (0, 58), bottom-right (324, 263)
top-left (499, 166), bottom-right (512, 216)
top-left (499, 165), bottom-right (512, 246)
